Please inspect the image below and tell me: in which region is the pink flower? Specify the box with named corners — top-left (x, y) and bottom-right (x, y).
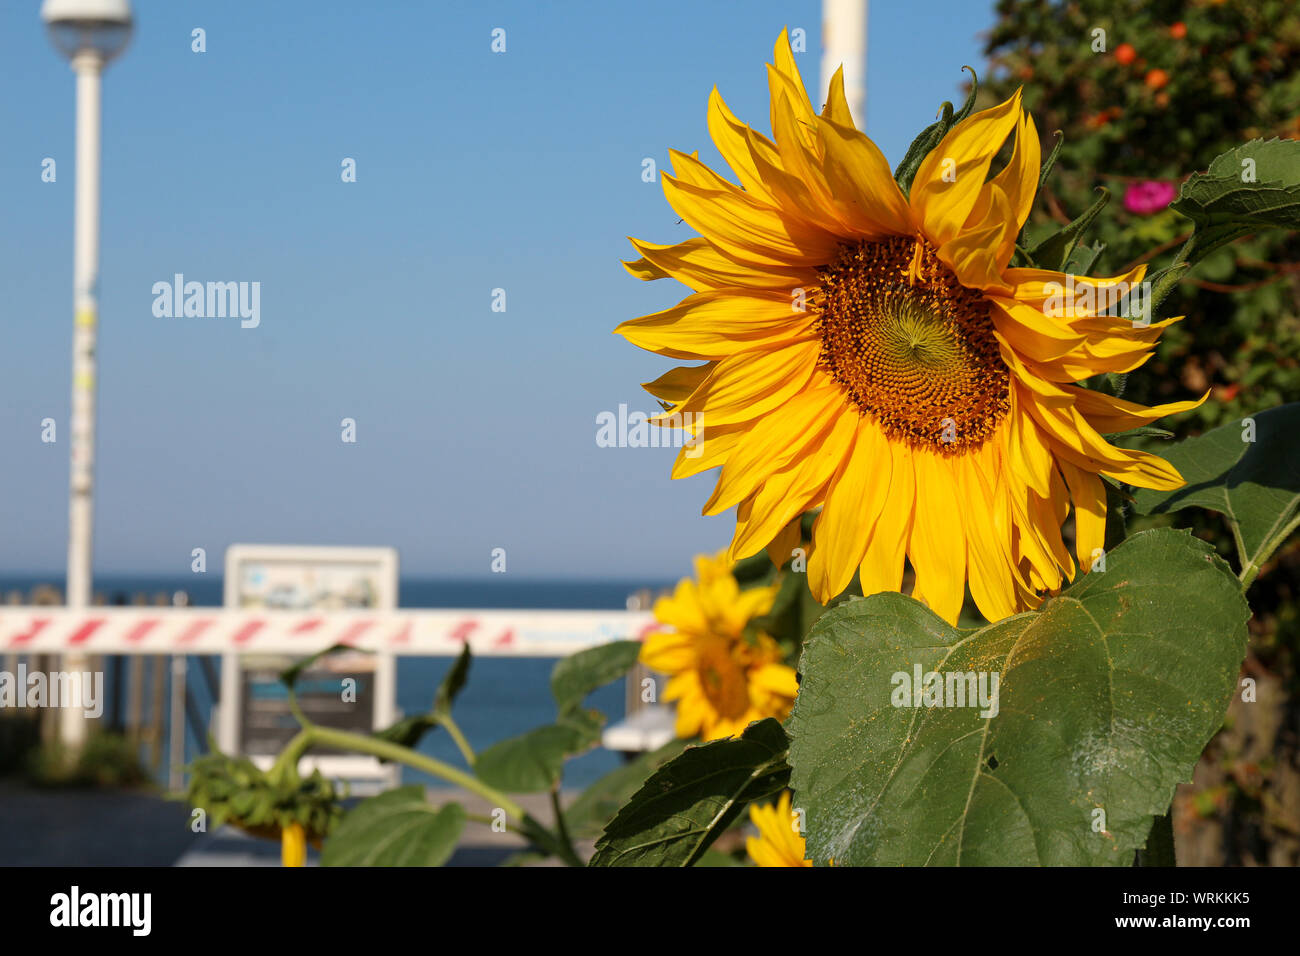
top-left (1123, 180), bottom-right (1177, 215)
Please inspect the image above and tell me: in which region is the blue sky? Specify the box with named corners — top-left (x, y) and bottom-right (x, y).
top-left (0, 0), bottom-right (995, 580)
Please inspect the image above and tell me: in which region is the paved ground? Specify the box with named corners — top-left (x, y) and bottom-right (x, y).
top-left (0, 782), bottom-right (200, 866)
top-left (0, 783), bottom-right (587, 867)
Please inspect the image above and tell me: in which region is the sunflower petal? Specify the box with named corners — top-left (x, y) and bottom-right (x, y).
top-left (859, 439), bottom-right (915, 596)
top-left (910, 89), bottom-right (1023, 246)
top-left (624, 236), bottom-right (813, 292)
top-left (664, 339), bottom-right (821, 427)
top-left (614, 290), bottom-right (816, 360)
top-left (807, 418), bottom-right (891, 602)
top-left (908, 451), bottom-right (968, 625)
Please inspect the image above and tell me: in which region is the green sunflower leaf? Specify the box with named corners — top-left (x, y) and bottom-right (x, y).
top-left (474, 719), bottom-right (602, 793)
top-left (1170, 138), bottom-right (1300, 235)
top-left (588, 718), bottom-right (790, 867)
top-left (550, 640), bottom-right (642, 716)
top-left (321, 786), bottom-right (464, 866)
top-left (564, 737), bottom-right (690, 840)
top-left (1150, 139), bottom-right (1300, 312)
top-left (788, 528), bottom-right (1248, 866)
top-left (1131, 404), bottom-right (1300, 583)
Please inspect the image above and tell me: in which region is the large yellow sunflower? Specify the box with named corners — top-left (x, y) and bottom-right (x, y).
top-left (615, 30), bottom-right (1203, 624)
top-left (747, 790), bottom-right (812, 867)
top-left (641, 551), bottom-right (796, 741)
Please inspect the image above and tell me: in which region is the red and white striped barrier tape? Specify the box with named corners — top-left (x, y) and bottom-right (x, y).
top-left (0, 607), bottom-right (659, 657)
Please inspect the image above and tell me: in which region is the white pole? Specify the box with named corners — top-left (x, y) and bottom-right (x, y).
top-left (60, 49), bottom-right (104, 754)
top-left (168, 655), bottom-right (186, 790)
top-left (822, 0), bottom-right (869, 128)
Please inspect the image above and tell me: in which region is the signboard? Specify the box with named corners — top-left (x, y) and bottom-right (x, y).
top-left (216, 545), bottom-right (400, 790)
top-left (238, 655), bottom-right (377, 756)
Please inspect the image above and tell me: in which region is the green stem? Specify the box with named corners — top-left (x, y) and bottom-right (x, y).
top-left (268, 729), bottom-right (313, 786)
top-left (437, 715), bottom-right (476, 767)
top-left (1137, 809), bottom-right (1177, 867)
top-left (304, 725), bottom-right (526, 820)
top-left (549, 787), bottom-right (583, 868)
top-left (1238, 511), bottom-right (1300, 591)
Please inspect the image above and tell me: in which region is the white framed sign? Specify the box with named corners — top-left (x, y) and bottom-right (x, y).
top-left (216, 545), bottom-right (400, 791)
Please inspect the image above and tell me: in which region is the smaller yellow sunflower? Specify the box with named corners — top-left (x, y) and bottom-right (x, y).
top-left (641, 551), bottom-right (795, 741)
top-left (747, 790), bottom-right (811, 867)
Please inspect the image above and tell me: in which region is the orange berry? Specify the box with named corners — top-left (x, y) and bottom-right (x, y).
top-left (1115, 42), bottom-right (1137, 65)
top-left (1170, 22), bottom-right (1187, 39)
top-left (1146, 68), bottom-right (1169, 90)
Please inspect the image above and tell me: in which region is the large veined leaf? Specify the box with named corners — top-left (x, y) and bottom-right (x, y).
top-left (1131, 404), bottom-right (1300, 582)
top-left (588, 718), bottom-right (790, 867)
top-left (1146, 139), bottom-right (1300, 309)
top-left (321, 787), bottom-right (465, 866)
top-left (473, 708), bottom-right (605, 794)
top-left (550, 640), bottom-right (641, 715)
top-left (787, 529), bottom-right (1248, 866)
top-left (1171, 138), bottom-right (1300, 234)
top-left (563, 738), bottom-right (689, 840)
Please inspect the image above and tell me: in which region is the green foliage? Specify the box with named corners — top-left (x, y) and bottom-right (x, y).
top-left (184, 748), bottom-right (342, 841)
top-left (551, 640), bottom-right (641, 715)
top-left (1026, 186), bottom-right (1110, 271)
top-left (199, 628), bottom-right (647, 865)
top-left (434, 644), bottom-right (472, 716)
top-left (0, 714), bottom-right (41, 777)
top-left (1172, 138), bottom-right (1300, 234)
top-left (788, 530), bottom-right (1248, 866)
top-left (589, 718), bottom-right (790, 867)
top-left (27, 731), bottom-right (151, 790)
top-left (563, 738), bottom-right (689, 840)
top-left (984, 0), bottom-right (1300, 435)
top-left (475, 722), bottom-right (599, 793)
top-left (321, 787), bottom-right (465, 867)
top-left (373, 644), bottom-right (472, 752)
top-left (278, 643), bottom-right (358, 690)
top-left (1132, 403), bottom-right (1300, 581)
